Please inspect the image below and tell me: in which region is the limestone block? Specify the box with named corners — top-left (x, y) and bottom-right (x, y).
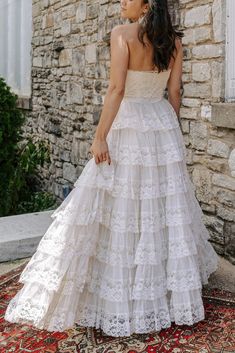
top-left (53, 182), bottom-right (64, 199)
top-left (99, 4), bottom-right (108, 21)
top-left (182, 27), bottom-right (211, 45)
top-left (63, 162), bottom-right (77, 183)
top-left (186, 147), bottom-right (193, 165)
top-left (192, 44), bottom-right (224, 59)
top-left (180, 107), bottom-right (198, 119)
top-left (211, 61), bottom-right (224, 98)
top-left (180, 0), bottom-right (193, 3)
top-left (71, 134), bottom-right (80, 165)
top-left (203, 214), bottom-right (224, 245)
top-left (183, 61), bottom-right (192, 73)
top-left (60, 150), bottom-right (71, 162)
top-left (55, 168), bottom-right (63, 178)
top-left (72, 49), bottom-right (85, 74)
top-left (107, 3), bottom-right (120, 17)
top-left (201, 203), bottom-right (216, 213)
top-left (182, 98), bottom-right (201, 108)
top-left (207, 139), bottom-right (230, 158)
top-left (192, 167), bottom-right (212, 202)
top-left (217, 206), bottom-right (235, 222)
top-left (42, 10), bottom-right (54, 29)
top-left (192, 62), bottom-right (211, 82)
top-left (228, 149), bottom-right (235, 177)
top-left (215, 188), bottom-right (235, 208)
top-left (85, 43), bottom-right (97, 64)
top-left (76, 1), bottom-right (87, 22)
top-left (79, 140), bottom-right (91, 159)
top-left (87, 3), bottom-right (99, 19)
top-left (204, 158), bottom-right (227, 173)
top-left (33, 3), bottom-right (41, 17)
top-left (181, 119), bottom-right (190, 133)
top-left (190, 121), bottom-right (208, 150)
top-left (212, 173), bottom-right (235, 191)
top-left (183, 82), bottom-right (211, 98)
top-left (59, 49), bottom-right (72, 67)
top-left (201, 105), bottom-right (212, 120)
top-left (61, 20), bottom-right (71, 36)
top-left (61, 0), bottom-right (77, 5)
top-left (182, 73), bottom-right (191, 83)
top-left (67, 82), bottom-right (84, 105)
top-left (184, 5), bottom-right (211, 28)
top-left (33, 57), bottom-right (43, 67)
top-left (211, 103), bottom-right (235, 130)
top-left (225, 235), bottom-right (235, 263)
top-left (212, 0), bottom-right (226, 42)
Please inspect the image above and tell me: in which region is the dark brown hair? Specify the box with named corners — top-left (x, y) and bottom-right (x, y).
top-left (138, 0), bottom-right (184, 72)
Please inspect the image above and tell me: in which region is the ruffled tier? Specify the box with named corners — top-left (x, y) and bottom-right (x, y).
top-left (107, 124), bottom-right (187, 167)
top-left (4, 98), bottom-right (219, 336)
top-left (111, 97), bottom-right (179, 132)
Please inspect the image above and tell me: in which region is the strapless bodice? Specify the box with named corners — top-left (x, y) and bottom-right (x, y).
top-left (123, 69), bottom-right (171, 100)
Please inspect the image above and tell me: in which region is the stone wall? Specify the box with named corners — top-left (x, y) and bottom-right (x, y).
top-left (23, 0), bottom-right (235, 263)
top-left (26, 0), bottom-right (125, 197)
top-left (179, 0), bottom-right (235, 263)
top-left (25, 0), bottom-right (179, 195)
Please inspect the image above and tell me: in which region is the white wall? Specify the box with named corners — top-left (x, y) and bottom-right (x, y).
top-left (0, 0), bottom-right (32, 97)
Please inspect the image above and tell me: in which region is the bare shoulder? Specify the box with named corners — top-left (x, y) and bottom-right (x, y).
top-left (111, 24), bottom-right (126, 37)
top-left (111, 23), bottom-right (137, 41)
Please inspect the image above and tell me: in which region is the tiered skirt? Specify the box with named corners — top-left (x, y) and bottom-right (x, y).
top-left (4, 97), bottom-right (219, 337)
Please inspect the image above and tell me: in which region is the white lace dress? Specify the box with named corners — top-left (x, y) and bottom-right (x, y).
top-left (4, 69), bottom-right (219, 337)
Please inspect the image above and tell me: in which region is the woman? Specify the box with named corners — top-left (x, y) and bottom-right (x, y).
top-left (4, 0), bottom-right (219, 337)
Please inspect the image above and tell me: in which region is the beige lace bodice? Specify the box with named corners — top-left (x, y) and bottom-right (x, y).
top-left (123, 69), bottom-right (172, 100)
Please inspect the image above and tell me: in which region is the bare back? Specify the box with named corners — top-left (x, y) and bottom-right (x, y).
top-left (124, 22), bottom-right (176, 72)
top-left (108, 22), bottom-right (182, 112)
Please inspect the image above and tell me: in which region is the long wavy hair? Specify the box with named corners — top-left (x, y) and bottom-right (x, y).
top-left (138, 0), bottom-right (184, 72)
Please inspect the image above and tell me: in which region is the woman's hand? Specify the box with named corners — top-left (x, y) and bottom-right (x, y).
top-left (89, 138), bottom-right (111, 165)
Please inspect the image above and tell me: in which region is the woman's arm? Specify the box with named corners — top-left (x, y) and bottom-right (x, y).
top-left (90, 25), bottom-right (129, 165)
top-left (167, 38), bottom-right (183, 117)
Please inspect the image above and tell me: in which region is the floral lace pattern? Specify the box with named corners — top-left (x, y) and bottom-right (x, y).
top-left (4, 71), bottom-right (219, 336)
top-left (109, 142), bottom-right (186, 166)
top-left (52, 201), bottom-right (195, 231)
top-left (4, 295), bottom-right (47, 329)
top-left (112, 97), bottom-right (179, 132)
top-left (106, 128), bottom-right (187, 167)
top-left (74, 294), bottom-right (205, 337)
top-left (74, 160), bottom-right (190, 199)
top-left (19, 251), bottom-right (68, 291)
top-left (111, 112), bottom-right (179, 132)
top-left (5, 296), bottom-right (205, 336)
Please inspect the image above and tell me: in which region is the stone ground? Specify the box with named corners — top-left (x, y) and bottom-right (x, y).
top-left (0, 254), bottom-right (234, 293)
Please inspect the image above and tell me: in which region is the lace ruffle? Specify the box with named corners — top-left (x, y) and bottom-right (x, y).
top-left (73, 159), bottom-right (191, 199)
top-left (5, 282), bottom-right (206, 336)
top-left (4, 95), bottom-right (219, 337)
top-left (106, 124), bottom-right (187, 167)
top-left (111, 97), bottom-right (179, 132)
top-left (50, 186), bottom-right (199, 231)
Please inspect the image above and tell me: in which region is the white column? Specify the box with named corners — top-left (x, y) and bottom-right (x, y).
top-left (7, 0), bottom-right (18, 91)
top-left (225, 0), bottom-right (235, 102)
top-left (20, 0), bottom-right (32, 96)
top-left (0, 0), bottom-right (8, 79)
top-left (0, 0), bottom-right (32, 96)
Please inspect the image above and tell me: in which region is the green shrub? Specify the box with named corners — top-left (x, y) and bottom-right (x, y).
top-left (0, 77), bottom-right (25, 215)
top-left (16, 191), bottom-right (59, 214)
top-left (0, 76), bottom-right (57, 216)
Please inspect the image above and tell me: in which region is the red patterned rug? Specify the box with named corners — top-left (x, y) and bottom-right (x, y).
top-left (0, 261), bottom-right (234, 353)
